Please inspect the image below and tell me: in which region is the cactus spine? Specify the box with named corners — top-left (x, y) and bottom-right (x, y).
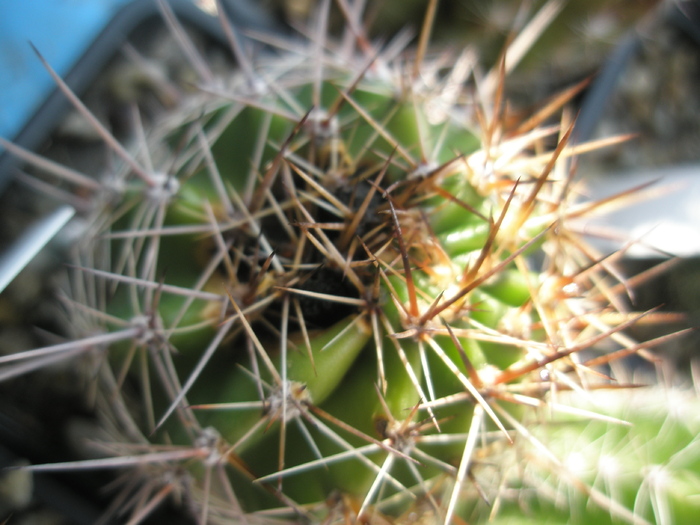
top-left (2, 1), bottom-right (697, 524)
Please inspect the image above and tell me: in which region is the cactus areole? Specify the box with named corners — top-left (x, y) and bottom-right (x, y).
top-left (3, 2), bottom-right (695, 524)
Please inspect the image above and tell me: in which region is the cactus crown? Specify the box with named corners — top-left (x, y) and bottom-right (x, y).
top-left (1, 1), bottom-right (694, 524)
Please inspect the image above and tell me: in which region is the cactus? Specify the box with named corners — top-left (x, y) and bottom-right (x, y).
top-left (1, 1), bottom-right (696, 524)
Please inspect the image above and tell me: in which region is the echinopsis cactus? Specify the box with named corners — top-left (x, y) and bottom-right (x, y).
top-left (2, 1), bottom-right (699, 524)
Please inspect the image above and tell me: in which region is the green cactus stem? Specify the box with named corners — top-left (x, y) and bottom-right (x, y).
top-left (0, 1), bottom-right (693, 524)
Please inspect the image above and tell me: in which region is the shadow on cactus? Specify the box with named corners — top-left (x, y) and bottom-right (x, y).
top-left (1, 0), bottom-right (697, 524)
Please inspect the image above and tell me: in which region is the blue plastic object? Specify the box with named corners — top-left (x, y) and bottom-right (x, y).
top-left (0, 0), bottom-right (280, 193)
top-left (0, 0), bottom-right (134, 144)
